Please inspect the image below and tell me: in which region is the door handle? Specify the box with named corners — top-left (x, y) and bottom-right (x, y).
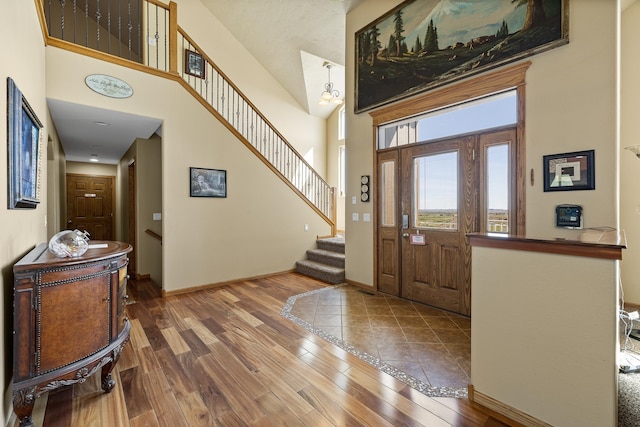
top-left (403, 233), bottom-right (409, 238)
top-left (67, 219), bottom-right (73, 224)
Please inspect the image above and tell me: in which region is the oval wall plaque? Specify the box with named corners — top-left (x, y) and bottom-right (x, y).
top-left (85, 74), bottom-right (133, 99)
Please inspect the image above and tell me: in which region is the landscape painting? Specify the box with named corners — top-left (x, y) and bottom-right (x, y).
top-left (355, 0), bottom-right (568, 113)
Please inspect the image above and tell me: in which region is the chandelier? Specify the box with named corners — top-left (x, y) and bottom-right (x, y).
top-left (319, 62), bottom-right (343, 105)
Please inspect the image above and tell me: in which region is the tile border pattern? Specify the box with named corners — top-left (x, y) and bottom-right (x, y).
top-left (281, 284), bottom-right (468, 399)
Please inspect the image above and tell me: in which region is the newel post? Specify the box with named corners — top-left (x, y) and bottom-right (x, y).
top-left (169, 1), bottom-right (178, 75)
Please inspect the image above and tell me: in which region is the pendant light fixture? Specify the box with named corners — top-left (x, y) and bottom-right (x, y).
top-left (319, 62), bottom-right (343, 105)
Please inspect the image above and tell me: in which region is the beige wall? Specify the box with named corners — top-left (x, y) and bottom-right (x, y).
top-left (176, 0), bottom-right (327, 179)
top-left (621, 2), bottom-right (640, 305)
top-left (325, 106), bottom-right (346, 233)
top-left (0, 2), bottom-right (48, 424)
top-left (345, 1), bottom-right (619, 283)
top-left (46, 119), bottom-right (66, 238)
top-left (472, 246), bottom-right (618, 426)
top-left (45, 5), bottom-right (332, 294)
top-left (135, 135), bottom-right (162, 287)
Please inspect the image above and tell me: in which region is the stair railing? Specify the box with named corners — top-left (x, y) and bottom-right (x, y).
top-left (37, 0), bottom-right (336, 231)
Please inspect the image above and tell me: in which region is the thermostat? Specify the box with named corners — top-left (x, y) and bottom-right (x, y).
top-left (555, 204), bottom-right (583, 229)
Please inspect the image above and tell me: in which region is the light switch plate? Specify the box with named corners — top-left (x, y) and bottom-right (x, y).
top-left (363, 213), bottom-right (371, 222)
top-left (352, 213), bottom-right (359, 221)
top-left (153, 213), bottom-right (162, 221)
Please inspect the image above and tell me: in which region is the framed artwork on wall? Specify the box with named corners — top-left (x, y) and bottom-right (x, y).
top-left (355, 0), bottom-right (569, 113)
top-left (190, 167), bottom-right (226, 198)
top-left (185, 49), bottom-right (206, 79)
top-left (7, 77), bottom-right (43, 209)
top-left (543, 150), bottom-right (595, 192)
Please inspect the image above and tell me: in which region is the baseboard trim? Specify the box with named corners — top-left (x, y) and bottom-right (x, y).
top-left (135, 273), bottom-right (151, 280)
top-left (161, 269), bottom-right (296, 297)
top-left (468, 384), bottom-right (551, 427)
top-left (345, 278), bottom-right (375, 292)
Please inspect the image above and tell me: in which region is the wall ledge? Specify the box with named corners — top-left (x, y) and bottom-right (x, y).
top-left (467, 230), bottom-right (626, 260)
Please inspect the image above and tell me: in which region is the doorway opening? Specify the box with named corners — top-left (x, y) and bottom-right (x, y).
top-left (375, 90), bottom-right (520, 316)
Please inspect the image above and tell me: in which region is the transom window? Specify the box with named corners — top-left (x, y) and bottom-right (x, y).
top-left (377, 90), bottom-right (517, 150)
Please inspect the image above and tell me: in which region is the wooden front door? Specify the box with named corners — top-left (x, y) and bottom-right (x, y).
top-left (400, 136), bottom-right (476, 315)
top-left (66, 174), bottom-right (115, 240)
top-left (376, 128), bottom-right (517, 316)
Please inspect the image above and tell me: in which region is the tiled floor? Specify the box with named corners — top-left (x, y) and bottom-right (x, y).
top-left (281, 284), bottom-right (471, 398)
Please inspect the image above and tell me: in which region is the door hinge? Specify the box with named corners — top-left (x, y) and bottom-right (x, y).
top-left (33, 295), bottom-right (40, 311)
top-left (34, 350), bottom-right (40, 369)
top-left (472, 149), bottom-right (476, 160)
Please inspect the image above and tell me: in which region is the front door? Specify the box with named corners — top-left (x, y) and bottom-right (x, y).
top-left (376, 128), bottom-right (516, 316)
top-left (66, 174), bottom-right (115, 240)
top-left (400, 136), bottom-right (476, 315)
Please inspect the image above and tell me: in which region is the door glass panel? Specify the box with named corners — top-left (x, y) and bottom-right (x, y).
top-left (381, 160), bottom-right (396, 226)
top-left (487, 144), bottom-right (509, 233)
top-left (414, 151), bottom-right (458, 230)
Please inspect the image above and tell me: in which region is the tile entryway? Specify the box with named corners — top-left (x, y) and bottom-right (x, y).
top-left (281, 284), bottom-right (470, 398)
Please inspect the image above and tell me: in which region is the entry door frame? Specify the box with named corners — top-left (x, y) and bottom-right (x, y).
top-left (66, 173), bottom-right (116, 240)
top-left (370, 61), bottom-right (529, 295)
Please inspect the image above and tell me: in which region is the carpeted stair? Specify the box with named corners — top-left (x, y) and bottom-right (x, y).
top-left (295, 237), bottom-right (345, 284)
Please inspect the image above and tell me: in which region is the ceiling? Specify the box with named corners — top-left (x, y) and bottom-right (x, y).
top-left (49, 0), bottom-right (362, 165)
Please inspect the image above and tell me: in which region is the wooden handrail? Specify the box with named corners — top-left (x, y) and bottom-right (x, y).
top-left (145, 229), bottom-right (163, 244)
top-left (36, 0), bottom-right (336, 231)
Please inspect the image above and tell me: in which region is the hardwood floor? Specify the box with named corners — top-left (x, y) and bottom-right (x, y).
top-left (16, 273), bottom-right (512, 426)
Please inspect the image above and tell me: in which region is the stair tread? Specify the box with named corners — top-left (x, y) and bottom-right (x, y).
top-left (296, 259), bottom-right (344, 273)
top-left (307, 248), bottom-right (345, 259)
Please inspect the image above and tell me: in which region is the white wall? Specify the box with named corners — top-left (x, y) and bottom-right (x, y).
top-left (0, 2), bottom-right (48, 424)
top-left (621, 2), bottom-right (640, 305)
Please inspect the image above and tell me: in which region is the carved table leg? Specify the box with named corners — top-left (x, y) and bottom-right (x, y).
top-left (101, 339), bottom-right (126, 393)
top-left (101, 362), bottom-right (116, 393)
top-left (13, 387), bottom-right (36, 427)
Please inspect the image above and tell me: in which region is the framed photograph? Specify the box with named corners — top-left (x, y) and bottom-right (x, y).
top-left (190, 167), bottom-right (226, 198)
top-left (184, 49), bottom-right (205, 79)
top-left (7, 77), bottom-right (43, 209)
top-left (355, 0), bottom-right (568, 113)
top-left (543, 150), bottom-right (595, 192)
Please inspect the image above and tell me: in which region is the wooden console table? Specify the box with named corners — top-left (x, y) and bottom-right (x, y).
top-left (12, 241), bottom-right (132, 427)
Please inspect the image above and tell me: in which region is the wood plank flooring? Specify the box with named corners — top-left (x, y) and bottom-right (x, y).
top-left (14, 273), bottom-right (512, 427)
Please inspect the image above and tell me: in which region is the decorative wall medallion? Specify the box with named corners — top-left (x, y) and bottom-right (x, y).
top-left (85, 74), bottom-right (133, 99)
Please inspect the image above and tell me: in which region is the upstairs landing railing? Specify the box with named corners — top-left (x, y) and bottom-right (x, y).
top-left (38, 0), bottom-right (336, 231)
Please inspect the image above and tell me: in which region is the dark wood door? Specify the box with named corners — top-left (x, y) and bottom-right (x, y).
top-left (399, 136), bottom-right (477, 315)
top-left (66, 174), bottom-right (114, 240)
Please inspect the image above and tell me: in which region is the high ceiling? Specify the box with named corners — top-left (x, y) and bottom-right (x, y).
top-left (199, 0), bottom-right (364, 119)
top-left (50, 0), bottom-right (363, 164)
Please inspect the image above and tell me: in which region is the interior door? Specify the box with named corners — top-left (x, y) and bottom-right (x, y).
top-left (67, 174), bottom-right (114, 240)
top-left (400, 136), bottom-right (476, 315)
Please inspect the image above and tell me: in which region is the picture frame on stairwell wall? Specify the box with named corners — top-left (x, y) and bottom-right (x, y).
top-left (190, 167), bottom-right (227, 198)
top-left (185, 49), bottom-right (206, 79)
top-left (7, 77), bottom-right (43, 209)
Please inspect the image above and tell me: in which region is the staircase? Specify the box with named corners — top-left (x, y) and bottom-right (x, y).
top-left (296, 237), bottom-right (345, 284)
